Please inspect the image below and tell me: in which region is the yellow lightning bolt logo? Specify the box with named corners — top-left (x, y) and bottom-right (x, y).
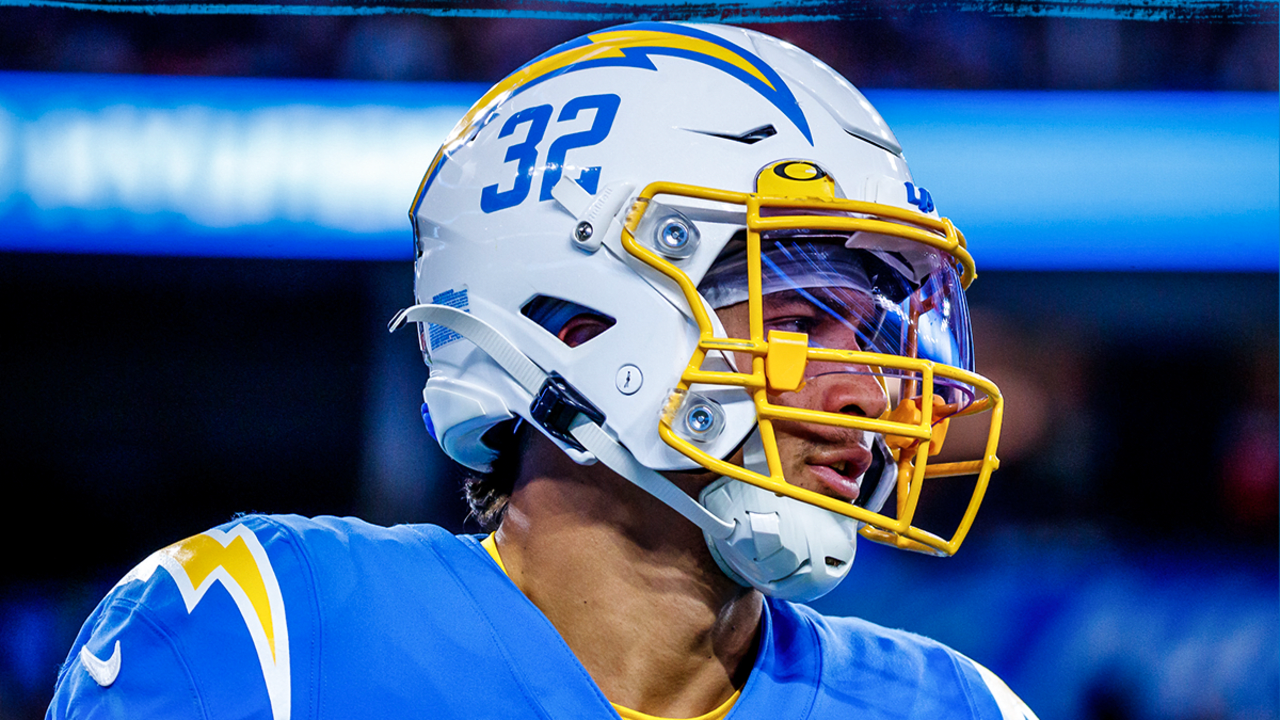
top-left (120, 524), bottom-right (291, 720)
top-left (410, 22), bottom-right (810, 217)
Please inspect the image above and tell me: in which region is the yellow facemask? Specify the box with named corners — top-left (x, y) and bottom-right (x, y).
top-left (620, 160), bottom-right (1004, 556)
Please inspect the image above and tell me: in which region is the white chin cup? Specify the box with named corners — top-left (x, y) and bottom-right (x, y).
top-left (699, 476), bottom-right (859, 602)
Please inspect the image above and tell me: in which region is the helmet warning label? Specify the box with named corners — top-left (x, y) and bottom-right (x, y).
top-left (428, 287), bottom-right (469, 350)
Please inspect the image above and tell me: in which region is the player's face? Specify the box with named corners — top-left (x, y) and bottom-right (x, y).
top-left (714, 287), bottom-right (889, 503)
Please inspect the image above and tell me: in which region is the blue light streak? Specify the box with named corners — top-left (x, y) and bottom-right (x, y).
top-left (0, 71), bottom-right (1275, 270)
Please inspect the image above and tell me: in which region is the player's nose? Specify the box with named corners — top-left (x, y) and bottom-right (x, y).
top-left (813, 370), bottom-right (888, 420)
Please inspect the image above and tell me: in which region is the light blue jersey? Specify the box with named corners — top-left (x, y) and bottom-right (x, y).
top-left (48, 515), bottom-right (1035, 719)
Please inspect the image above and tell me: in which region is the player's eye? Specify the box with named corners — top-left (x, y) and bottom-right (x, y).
top-left (765, 315), bottom-right (818, 335)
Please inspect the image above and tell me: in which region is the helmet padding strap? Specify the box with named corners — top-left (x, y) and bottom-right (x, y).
top-left (391, 303), bottom-right (734, 540)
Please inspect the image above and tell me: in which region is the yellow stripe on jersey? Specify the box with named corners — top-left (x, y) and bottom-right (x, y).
top-left (479, 533), bottom-right (741, 720)
top-left (613, 690), bottom-right (741, 720)
top-left (480, 532), bottom-right (507, 573)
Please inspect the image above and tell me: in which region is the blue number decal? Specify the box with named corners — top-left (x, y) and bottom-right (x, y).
top-left (480, 94), bottom-right (620, 212)
top-left (539, 94), bottom-right (621, 201)
top-left (481, 104), bottom-right (554, 214)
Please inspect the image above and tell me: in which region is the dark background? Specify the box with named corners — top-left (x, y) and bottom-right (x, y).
top-left (1, 7), bottom-right (1276, 720)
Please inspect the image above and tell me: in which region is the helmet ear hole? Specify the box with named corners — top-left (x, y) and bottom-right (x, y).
top-left (521, 295), bottom-right (616, 347)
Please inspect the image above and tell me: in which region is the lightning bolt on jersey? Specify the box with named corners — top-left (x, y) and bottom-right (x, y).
top-left (47, 515), bottom-right (1036, 720)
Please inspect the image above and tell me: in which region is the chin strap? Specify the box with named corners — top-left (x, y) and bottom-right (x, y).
top-left (390, 304), bottom-right (734, 540)
top-left (569, 421), bottom-right (733, 539)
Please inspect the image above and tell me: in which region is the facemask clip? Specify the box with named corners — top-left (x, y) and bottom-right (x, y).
top-left (667, 390), bottom-right (726, 444)
top-left (765, 330), bottom-right (809, 392)
top-left (636, 202), bottom-right (700, 259)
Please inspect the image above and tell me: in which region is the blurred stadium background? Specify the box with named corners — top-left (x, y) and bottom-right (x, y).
top-left (0, 7), bottom-right (1276, 720)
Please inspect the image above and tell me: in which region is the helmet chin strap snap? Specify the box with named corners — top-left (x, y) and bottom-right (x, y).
top-left (698, 431), bottom-right (860, 603)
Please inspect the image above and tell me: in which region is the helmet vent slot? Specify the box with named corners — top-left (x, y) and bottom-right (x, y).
top-left (844, 128), bottom-right (901, 156)
top-left (521, 295), bottom-right (616, 347)
top-left (687, 124), bottom-right (778, 145)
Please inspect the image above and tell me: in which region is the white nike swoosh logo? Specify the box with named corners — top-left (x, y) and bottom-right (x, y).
top-left (79, 640), bottom-right (121, 688)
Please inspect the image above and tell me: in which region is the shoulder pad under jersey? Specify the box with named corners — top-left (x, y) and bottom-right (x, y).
top-left (781, 602), bottom-right (1038, 720)
top-left (47, 515), bottom-right (312, 720)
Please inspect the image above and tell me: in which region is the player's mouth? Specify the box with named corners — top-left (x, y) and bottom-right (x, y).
top-left (805, 448), bottom-right (873, 502)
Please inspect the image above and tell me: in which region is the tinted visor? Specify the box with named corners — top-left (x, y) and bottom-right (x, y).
top-left (700, 234), bottom-right (977, 411)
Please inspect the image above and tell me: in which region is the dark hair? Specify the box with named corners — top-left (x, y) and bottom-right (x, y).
top-left (462, 419), bottom-right (530, 531)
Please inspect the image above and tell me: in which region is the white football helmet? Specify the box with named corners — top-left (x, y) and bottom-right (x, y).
top-left (392, 22), bottom-right (1003, 602)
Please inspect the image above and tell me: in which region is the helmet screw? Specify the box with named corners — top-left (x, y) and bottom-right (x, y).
top-left (674, 392), bottom-right (724, 443)
top-left (686, 404), bottom-right (716, 434)
top-left (660, 219), bottom-right (690, 251)
top-left (574, 221), bottom-right (593, 242)
top-left (640, 205), bottom-right (699, 258)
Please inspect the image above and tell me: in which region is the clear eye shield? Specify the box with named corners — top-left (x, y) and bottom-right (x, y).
top-left (620, 161), bottom-right (1004, 557)
top-left (700, 236), bottom-right (976, 410)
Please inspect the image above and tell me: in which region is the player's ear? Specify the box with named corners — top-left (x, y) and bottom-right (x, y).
top-left (557, 314), bottom-right (614, 348)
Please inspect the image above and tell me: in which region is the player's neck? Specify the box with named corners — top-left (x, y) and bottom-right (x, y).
top-left (495, 434), bottom-right (762, 718)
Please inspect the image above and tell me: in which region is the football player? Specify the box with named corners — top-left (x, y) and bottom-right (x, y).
top-left (49, 22), bottom-right (1035, 720)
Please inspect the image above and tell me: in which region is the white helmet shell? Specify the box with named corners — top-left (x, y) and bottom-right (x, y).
top-left (411, 22), bottom-right (923, 472)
